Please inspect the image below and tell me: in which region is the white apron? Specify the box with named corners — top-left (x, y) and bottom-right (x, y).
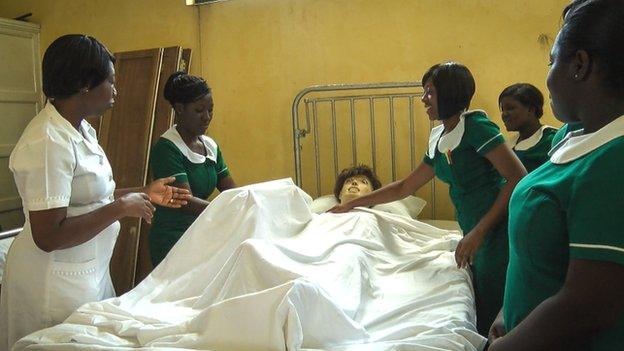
top-left (0, 103), bottom-right (120, 349)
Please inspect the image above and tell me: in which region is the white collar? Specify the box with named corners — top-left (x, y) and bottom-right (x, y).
top-left (427, 110), bottom-right (485, 157)
top-left (161, 125), bottom-right (218, 164)
top-left (550, 115), bottom-right (624, 164)
top-left (437, 115), bottom-right (466, 153)
top-left (509, 125), bottom-right (556, 151)
top-left (79, 120), bottom-right (105, 156)
top-left (43, 102), bottom-right (105, 157)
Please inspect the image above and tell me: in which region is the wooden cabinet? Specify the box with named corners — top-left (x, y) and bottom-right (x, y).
top-left (0, 18), bottom-right (42, 232)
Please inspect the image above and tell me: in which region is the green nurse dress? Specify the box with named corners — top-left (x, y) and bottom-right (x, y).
top-left (508, 126), bottom-right (558, 173)
top-left (149, 126), bottom-right (230, 266)
top-left (423, 110), bottom-right (509, 336)
top-left (504, 116), bottom-right (624, 350)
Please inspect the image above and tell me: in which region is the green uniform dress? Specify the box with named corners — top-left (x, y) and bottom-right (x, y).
top-left (504, 116), bottom-right (624, 350)
top-left (508, 126), bottom-right (558, 173)
top-left (551, 122), bottom-right (583, 148)
top-left (423, 110), bottom-right (508, 336)
top-left (149, 126), bottom-right (230, 266)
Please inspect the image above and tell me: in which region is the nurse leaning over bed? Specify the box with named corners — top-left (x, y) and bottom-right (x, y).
top-left (330, 62), bottom-right (527, 336)
top-left (0, 34), bottom-right (191, 349)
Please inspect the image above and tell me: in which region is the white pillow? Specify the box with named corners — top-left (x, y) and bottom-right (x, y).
top-left (309, 195), bottom-right (339, 214)
top-left (310, 194), bottom-right (427, 219)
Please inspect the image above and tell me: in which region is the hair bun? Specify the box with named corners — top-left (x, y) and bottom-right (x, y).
top-left (163, 71), bottom-right (211, 106)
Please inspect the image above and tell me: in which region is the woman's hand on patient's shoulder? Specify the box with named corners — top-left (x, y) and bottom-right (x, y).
top-left (145, 177), bottom-right (191, 208)
top-left (327, 202), bottom-right (354, 213)
top-left (118, 193), bottom-right (155, 223)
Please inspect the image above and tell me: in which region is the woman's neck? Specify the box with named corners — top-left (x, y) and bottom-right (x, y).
top-left (578, 98), bottom-right (624, 134)
top-left (175, 124), bottom-right (201, 146)
top-left (517, 119), bottom-right (542, 141)
top-left (50, 99), bottom-right (84, 130)
top-left (441, 113), bottom-right (461, 133)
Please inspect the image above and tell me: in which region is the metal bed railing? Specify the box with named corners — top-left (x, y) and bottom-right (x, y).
top-left (0, 227), bottom-right (21, 240)
top-left (292, 82), bottom-right (438, 217)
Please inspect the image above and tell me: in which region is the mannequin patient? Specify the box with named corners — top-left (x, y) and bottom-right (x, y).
top-left (333, 165), bottom-right (382, 204)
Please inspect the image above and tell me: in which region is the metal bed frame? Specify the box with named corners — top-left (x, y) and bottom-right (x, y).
top-left (291, 82), bottom-right (439, 218)
top-left (0, 227), bottom-right (20, 241)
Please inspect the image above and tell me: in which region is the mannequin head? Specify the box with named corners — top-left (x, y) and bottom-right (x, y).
top-left (333, 165), bottom-right (382, 203)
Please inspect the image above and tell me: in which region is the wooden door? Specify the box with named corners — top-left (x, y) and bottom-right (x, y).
top-left (134, 46), bottom-right (189, 284)
top-left (99, 48), bottom-right (163, 294)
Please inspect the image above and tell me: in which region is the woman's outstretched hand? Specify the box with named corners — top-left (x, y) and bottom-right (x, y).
top-left (144, 177), bottom-right (191, 208)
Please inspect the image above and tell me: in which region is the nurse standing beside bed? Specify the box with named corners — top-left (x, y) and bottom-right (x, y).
top-left (148, 72), bottom-right (236, 267)
top-left (331, 62), bottom-right (527, 336)
top-left (499, 83), bottom-right (558, 173)
top-left (489, 0), bottom-right (624, 349)
top-left (0, 34), bottom-right (191, 349)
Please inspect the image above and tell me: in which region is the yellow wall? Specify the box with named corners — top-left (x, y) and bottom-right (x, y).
top-left (1, 0), bottom-right (571, 220)
top-left (0, 0), bottom-right (200, 73)
top-left (199, 0), bottom-right (569, 218)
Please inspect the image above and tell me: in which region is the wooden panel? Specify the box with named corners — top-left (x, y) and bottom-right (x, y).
top-left (100, 48), bottom-right (163, 295)
top-left (135, 46), bottom-right (185, 284)
top-left (0, 19), bottom-right (41, 230)
top-left (150, 46), bottom-right (182, 147)
top-left (181, 48), bottom-right (192, 74)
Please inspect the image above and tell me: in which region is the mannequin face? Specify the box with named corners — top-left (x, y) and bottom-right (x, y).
top-left (339, 175), bottom-right (374, 203)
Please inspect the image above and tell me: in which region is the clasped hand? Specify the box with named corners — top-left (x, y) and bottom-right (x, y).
top-left (119, 177), bottom-right (191, 224)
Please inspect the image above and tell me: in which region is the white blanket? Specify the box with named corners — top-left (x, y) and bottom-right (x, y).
top-left (15, 179), bottom-right (486, 351)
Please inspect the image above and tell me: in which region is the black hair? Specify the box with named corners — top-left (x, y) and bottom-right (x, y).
top-left (559, 0), bottom-right (624, 93)
top-left (333, 164), bottom-right (382, 201)
top-left (163, 71), bottom-right (211, 106)
top-left (42, 34), bottom-right (115, 100)
top-left (421, 62), bottom-right (475, 120)
top-left (498, 83), bottom-right (544, 118)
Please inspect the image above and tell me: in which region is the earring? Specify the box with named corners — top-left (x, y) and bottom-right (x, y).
top-left (574, 74), bottom-right (579, 79)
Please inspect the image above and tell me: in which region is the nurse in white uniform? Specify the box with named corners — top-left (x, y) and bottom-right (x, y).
top-left (0, 34), bottom-right (190, 349)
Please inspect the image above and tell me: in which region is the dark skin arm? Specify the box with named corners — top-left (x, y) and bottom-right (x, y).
top-left (329, 162), bottom-right (435, 212)
top-left (489, 259), bottom-right (624, 351)
top-left (454, 144), bottom-right (526, 268)
top-left (30, 177), bottom-right (190, 252)
top-left (174, 175), bottom-right (236, 215)
top-left (30, 193), bottom-right (153, 252)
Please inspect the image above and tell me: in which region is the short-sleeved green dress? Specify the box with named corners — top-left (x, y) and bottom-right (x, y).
top-left (149, 126), bottom-right (230, 266)
top-left (508, 125), bottom-right (558, 173)
top-left (504, 116), bottom-right (624, 350)
top-left (423, 110), bottom-right (508, 336)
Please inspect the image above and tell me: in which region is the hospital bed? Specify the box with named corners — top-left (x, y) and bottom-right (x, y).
top-left (14, 179), bottom-right (484, 350)
top-left (291, 81), bottom-right (461, 229)
top-left (13, 83), bottom-right (480, 350)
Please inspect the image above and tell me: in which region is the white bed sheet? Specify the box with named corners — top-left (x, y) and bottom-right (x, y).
top-left (15, 179), bottom-right (485, 351)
